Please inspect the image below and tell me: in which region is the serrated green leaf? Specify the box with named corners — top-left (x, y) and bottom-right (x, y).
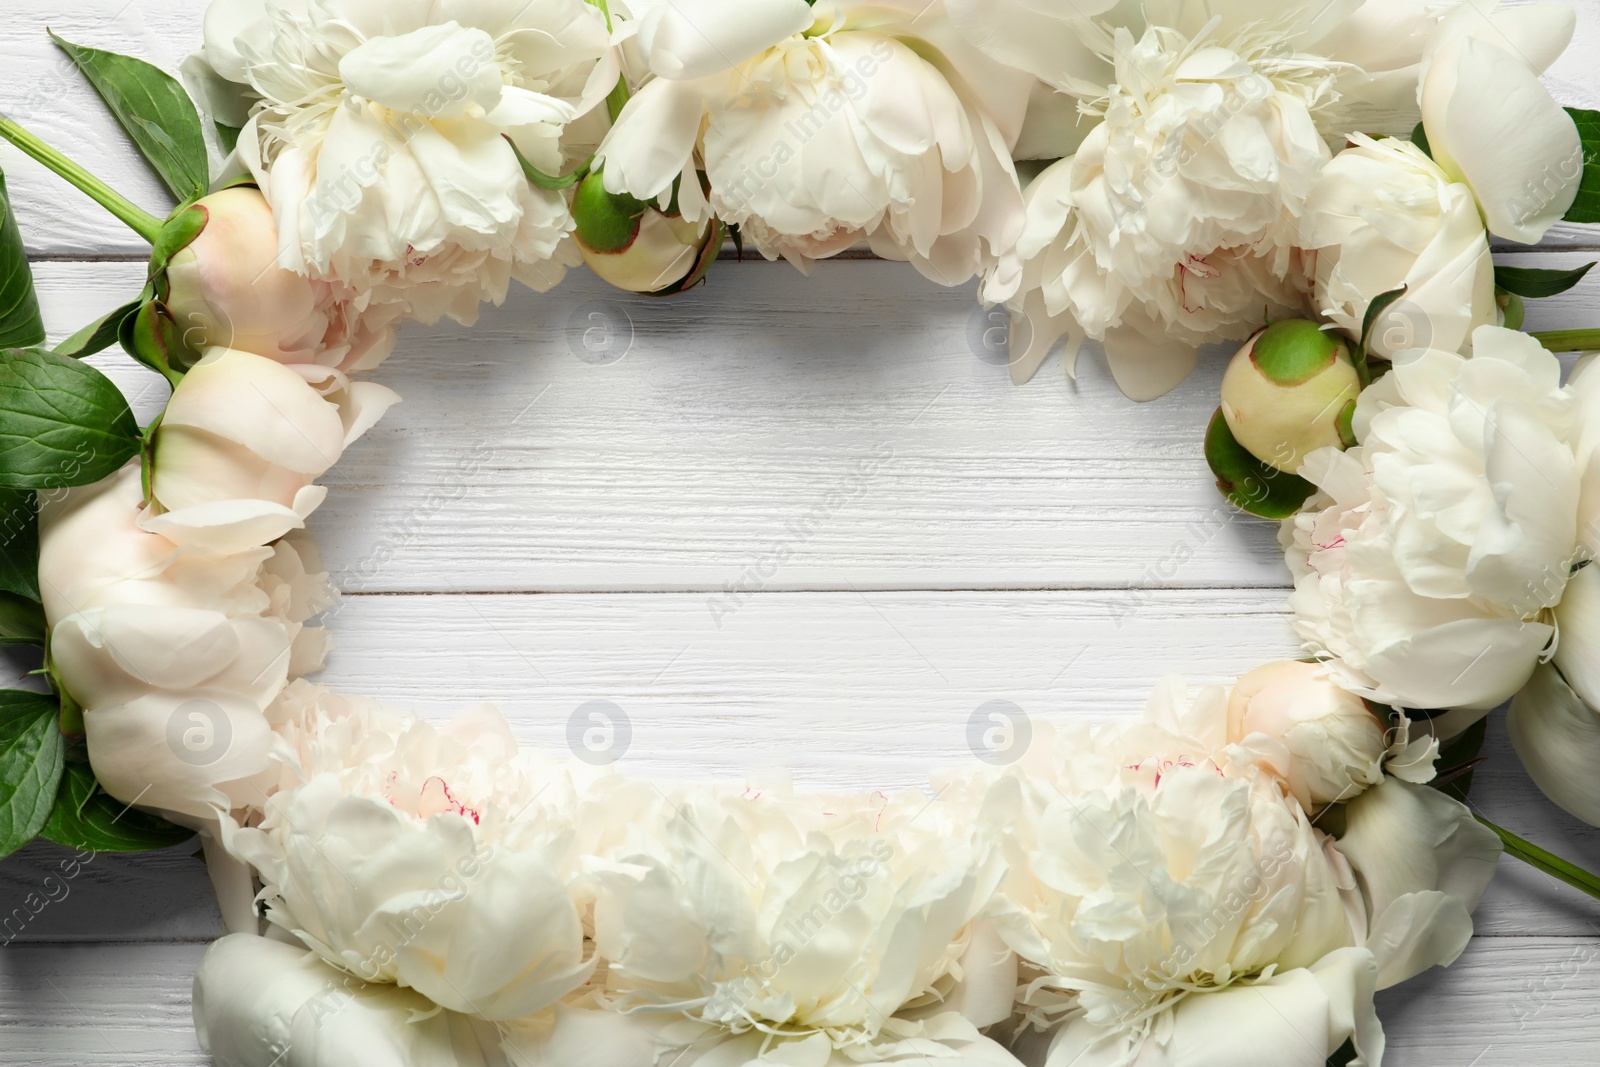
top-left (0, 488), bottom-right (38, 601)
top-left (0, 168), bottom-right (45, 351)
top-left (1494, 262), bottom-right (1595, 299)
top-left (1565, 108), bottom-right (1600, 225)
top-left (53, 298), bottom-right (142, 359)
top-left (50, 32), bottom-right (209, 204)
top-left (0, 347), bottom-right (141, 490)
top-left (0, 690), bottom-right (63, 858)
top-left (1204, 408), bottom-right (1317, 520)
top-left (40, 763), bottom-right (193, 852)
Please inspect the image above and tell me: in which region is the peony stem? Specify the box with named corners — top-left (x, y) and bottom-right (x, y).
top-left (0, 116), bottom-right (163, 244)
top-left (586, 0), bottom-right (632, 122)
top-left (1476, 815), bottom-right (1600, 901)
top-left (1530, 329), bottom-right (1600, 354)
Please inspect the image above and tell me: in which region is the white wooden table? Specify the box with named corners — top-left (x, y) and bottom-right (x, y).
top-left (2, 3), bottom-right (1600, 1063)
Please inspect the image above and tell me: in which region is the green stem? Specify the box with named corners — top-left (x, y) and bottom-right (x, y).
top-left (1477, 815), bottom-right (1600, 901)
top-left (1531, 329), bottom-right (1600, 354)
top-left (586, 0), bottom-right (632, 123)
top-left (0, 116), bottom-right (162, 244)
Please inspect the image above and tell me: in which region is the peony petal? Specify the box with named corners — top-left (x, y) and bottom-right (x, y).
top-left (1509, 660), bottom-right (1600, 827)
top-left (1421, 36), bottom-right (1582, 244)
top-left (163, 349), bottom-right (348, 476)
top-left (1335, 777), bottom-right (1500, 924)
top-left (597, 78), bottom-right (709, 201)
top-left (1099, 327), bottom-right (1202, 403)
top-left (634, 0), bottom-right (813, 80)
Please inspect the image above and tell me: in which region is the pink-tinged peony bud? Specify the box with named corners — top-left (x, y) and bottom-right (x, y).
top-left (163, 187), bottom-right (398, 372)
top-left (1227, 660), bottom-right (1387, 812)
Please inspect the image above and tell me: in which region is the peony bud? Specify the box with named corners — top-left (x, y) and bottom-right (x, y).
top-left (160, 187), bottom-right (397, 372)
top-left (162, 188), bottom-right (325, 361)
top-left (1219, 320), bottom-right (1360, 475)
top-left (1227, 660), bottom-right (1387, 812)
top-left (573, 168), bottom-right (719, 295)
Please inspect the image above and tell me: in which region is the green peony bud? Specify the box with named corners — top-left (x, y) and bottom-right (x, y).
top-left (1219, 320), bottom-right (1361, 474)
top-left (574, 169), bottom-right (721, 296)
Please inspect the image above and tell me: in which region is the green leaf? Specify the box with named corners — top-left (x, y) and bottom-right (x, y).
top-left (0, 690), bottom-right (64, 858)
top-left (1409, 121), bottom-right (1431, 160)
top-left (1358, 285), bottom-right (1408, 357)
top-left (1565, 108), bottom-right (1600, 225)
top-left (0, 592), bottom-right (44, 645)
top-left (0, 347), bottom-right (141, 490)
top-left (54, 297), bottom-right (142, 359)
top-left (40, 763), bottom-right (193, 852)
top-left (214, 121), bottom-right (241, 157)
top-left (50, 32), bottom-right (210, 204)
top-left (1494, 262), bottom-right (1595, 299)
top-left (1204, 408), bottom-right (1317, 520)
top-left (1432, 714), bottom-right (1489, 804)
top-left (0, 168), bottom-right (45, 350)
top-left (0, 488), bottom-right (39, 601)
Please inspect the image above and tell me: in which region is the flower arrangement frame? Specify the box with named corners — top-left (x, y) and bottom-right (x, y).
top-left (0, 2), bottom-right (1599, 1067)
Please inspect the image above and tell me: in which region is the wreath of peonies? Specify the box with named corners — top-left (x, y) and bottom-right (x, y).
top-left (0, 2), bottom-right (1598, 1066)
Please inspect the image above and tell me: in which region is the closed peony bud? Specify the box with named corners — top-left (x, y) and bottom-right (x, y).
top-left (1219, 321), bottom-right (1360, 475)
top-left (1227, 660), bottom-right (1387, 812)
top-left (159, 188), bottom-right (397, 373)
top-left (163, 188), bottom-right (323, 361)
top-left (573, 169), bottom-right (720, 295)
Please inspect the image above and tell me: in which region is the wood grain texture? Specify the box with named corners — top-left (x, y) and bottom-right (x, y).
top-left (31, 255), bottom-right (1600, 593)
top-left (4, 0), bottom-right (1600, 1062)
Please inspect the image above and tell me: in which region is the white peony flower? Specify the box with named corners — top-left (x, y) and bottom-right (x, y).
top-left (1284, 326), bottom-right (1583, 714)
top-left (38, 463), bottom-right (327, 824)
top-left (194, 933), bottom-right (508, 1067)
top-left (227, 683), bottom-right (596, 1022)
top-left (953, 0), bottom-right (1446, 400)
top-left (1303, 135), bottom-right (1496, 363)
top-left (194, 0), bottom-right (617, 324)
top-left (148, 347), bottom-right (398, 555)
top-left (973, 680), bottom-right (1497, 1067)
top-left (259, 531), bottom-right (338, 678)
top-left (595, 0), bottom-right (1030, 288)
top-left (583, 781), bottom-right (1016, 1064)
top-left (1418, 2), bottom-right (1581, 244)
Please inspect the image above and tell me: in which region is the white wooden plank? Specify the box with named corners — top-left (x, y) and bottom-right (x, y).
top-left (3, 1), bottom-right (1599, 256)
top-left (1, 939), bottom-right (1596, 1066)
top-left (31, 257), bottom-right (1600, 595)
